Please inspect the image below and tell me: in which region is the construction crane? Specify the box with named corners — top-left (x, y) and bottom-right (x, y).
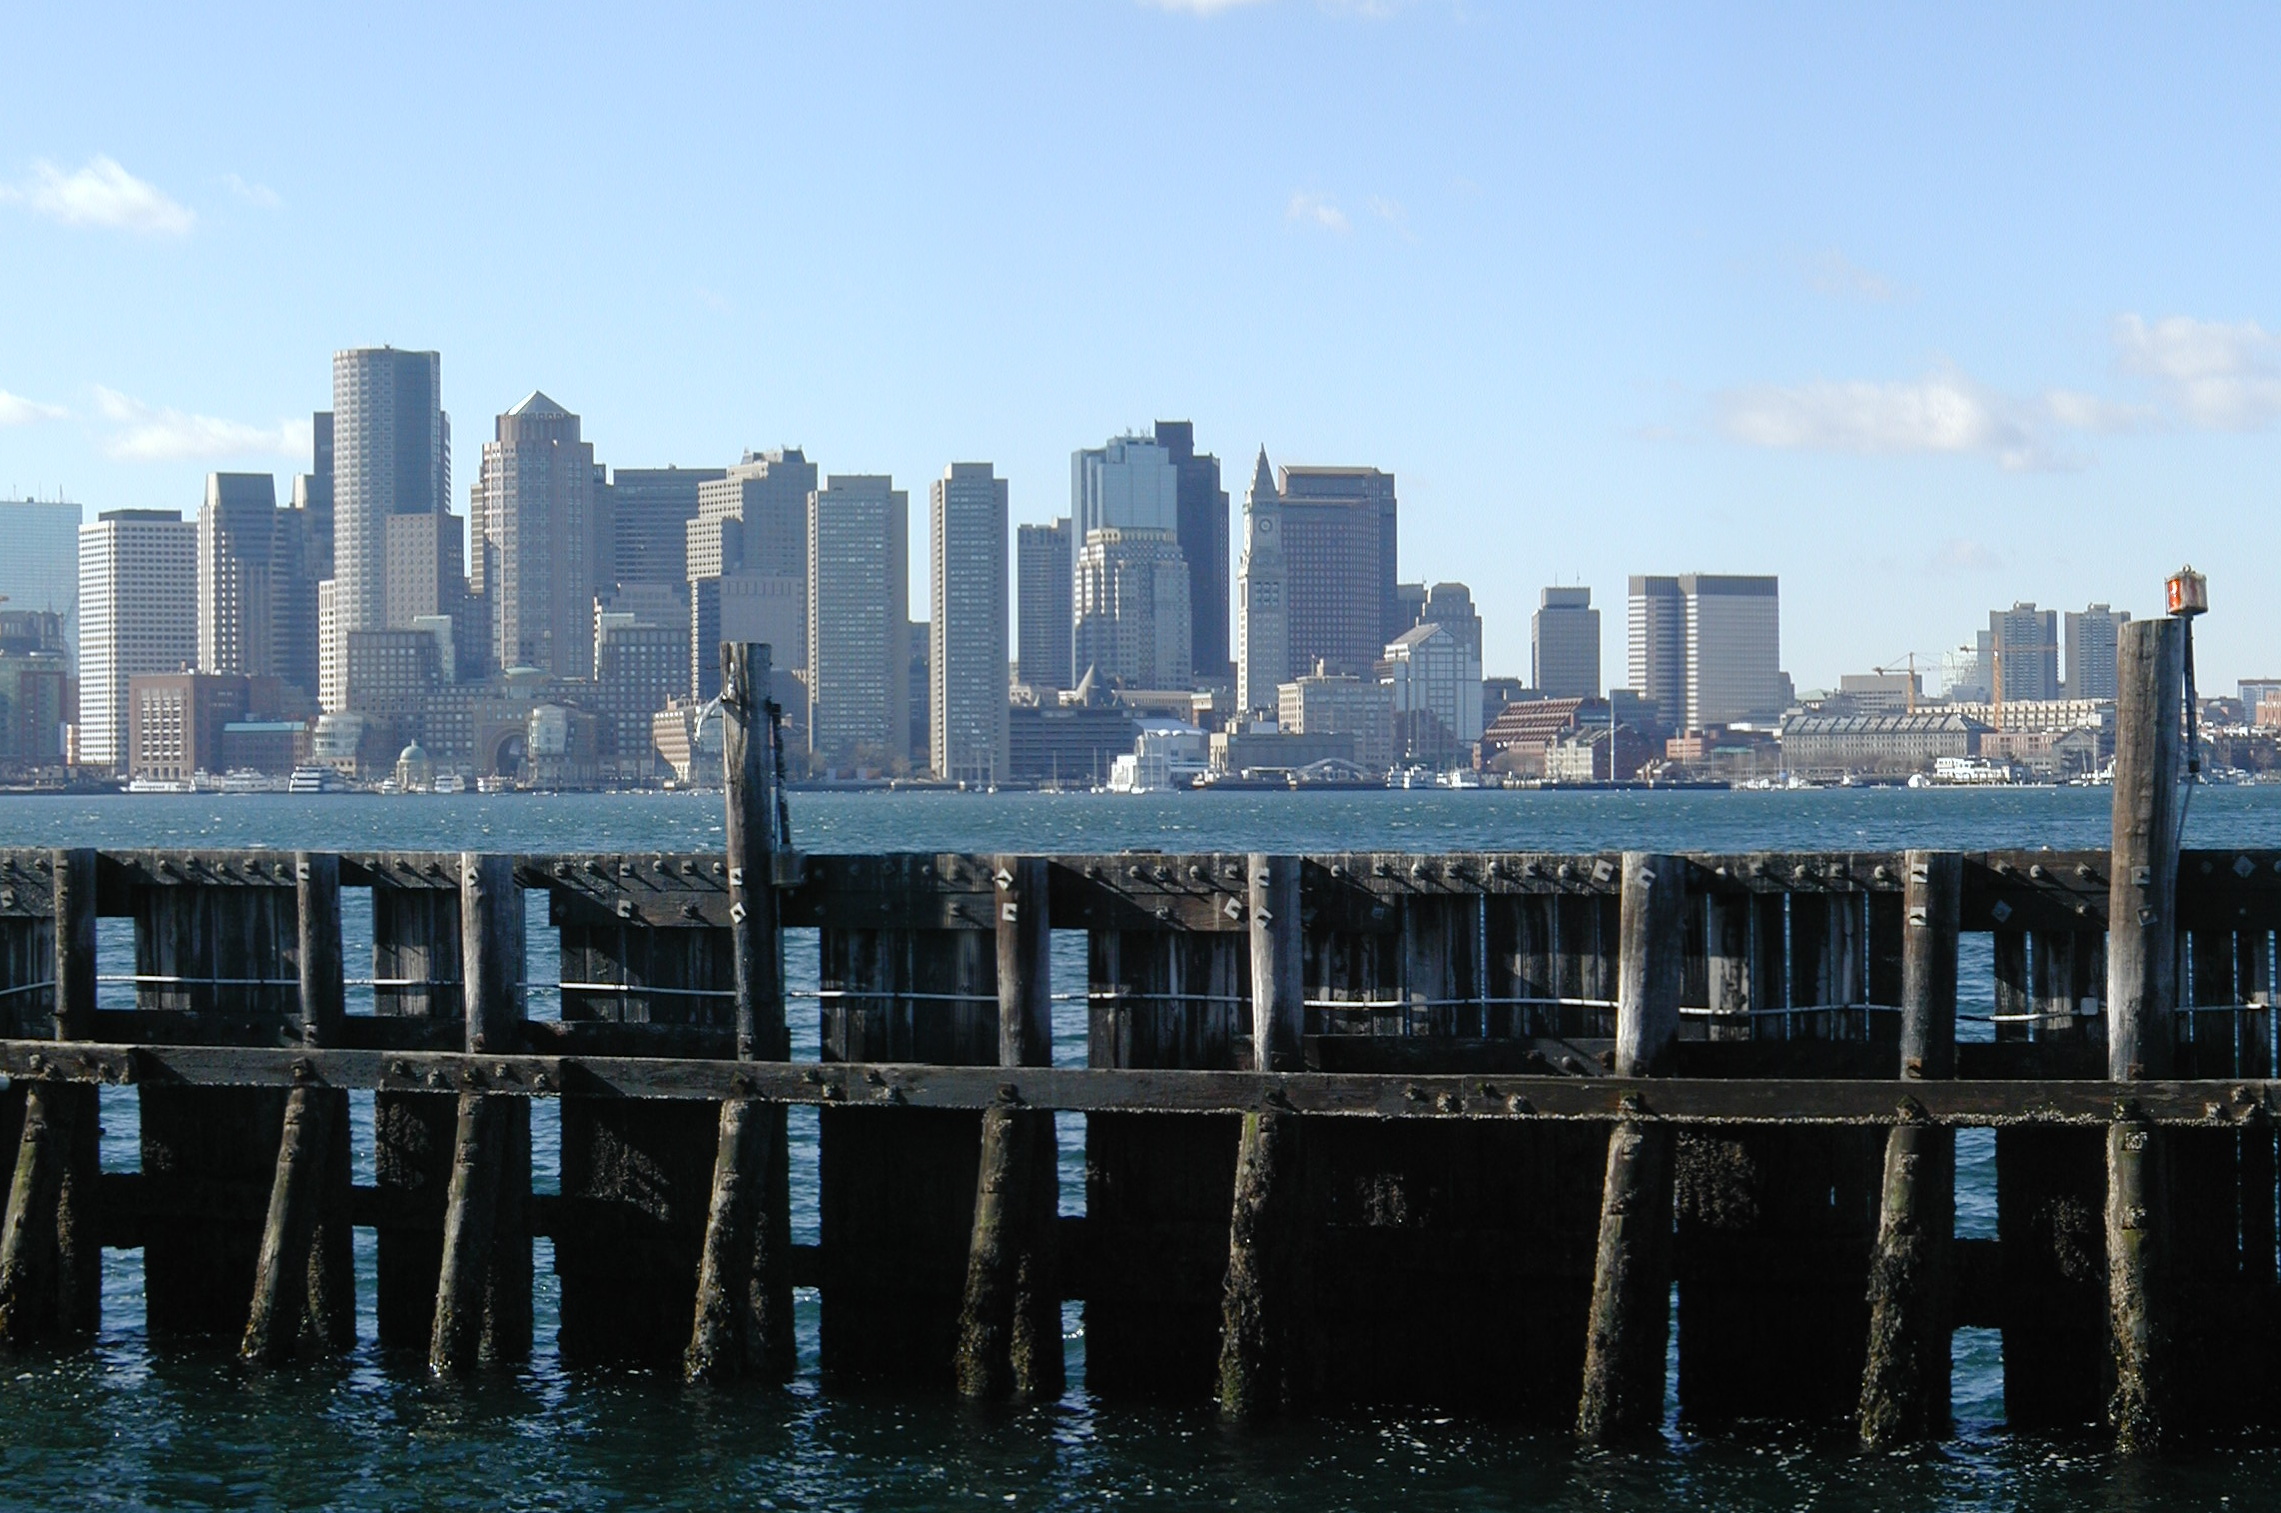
top-left (1871, 653), bottom-right (1930, 715)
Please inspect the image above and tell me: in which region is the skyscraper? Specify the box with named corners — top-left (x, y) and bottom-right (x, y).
top-left (306, 410), bottom-right (334, 577)
top-left (327, 348), bottom-right (449, 709)
top-left (1987, 602), bottom-right (2061, 703)
top-left (2064, 603), bottom-right (2129, 701)
top-left (691, 448), bottom-right (815, 699)
top-left (1627, 575), bottom-right (1686, 728)
top-left (0, 498), bottom-right (84, 668)
top-left (930, 463), bottom-right (1009, 784)
top-left (1415, 582), bottom-right (1482, 662)
top-left (1237, 451), bottom-right (1400, 715)
top-left (807, 475), bottom-right (909, 770)
top-left (477, 392), bottom-right (601, 679)
top-left (1533, 586), bottom-right (1601, 698)
top-left (1074, 527), bottom-right (1192, 690)
top-left (198, 473), bottom-right (283, 678)
top-left (608, 465), bottom-right (726, 588)
top-left (1154, 421), bottom-right (1230, 684)
top-left (1016, 519), bottom-right (1073, 693)
top-left (79, 510), bottom-right (197, 767)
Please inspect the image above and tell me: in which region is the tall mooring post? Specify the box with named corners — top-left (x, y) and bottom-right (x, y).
top-left (687, 641), bottom-right (795, 1382)
top-left (1218, 853), bottom-right (1308, 1420)
top-left (2106, 615), bottom-right (2185, 1451)
top-left (1577, 852), bottom-right (1686, 1443)
top-left (1858, 849), bottom-right (1961, 1446)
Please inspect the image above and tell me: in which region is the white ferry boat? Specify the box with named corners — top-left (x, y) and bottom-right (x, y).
top-left (287, 766), bottom-right (345, 795)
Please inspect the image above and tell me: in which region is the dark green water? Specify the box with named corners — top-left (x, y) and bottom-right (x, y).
top-left (2, 785), bottom-right (2277, 1511)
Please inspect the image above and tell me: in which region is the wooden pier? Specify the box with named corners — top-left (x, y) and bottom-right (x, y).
top-left (0, 628), bottom-right (2269, 1448)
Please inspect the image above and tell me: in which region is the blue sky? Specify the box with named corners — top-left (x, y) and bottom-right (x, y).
top-left (3, 1), bottom-right (2277, 690)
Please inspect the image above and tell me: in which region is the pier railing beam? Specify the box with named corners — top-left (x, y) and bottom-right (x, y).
top-left (955, 854), bottom-right (1063, 1402)
top-left (1218, 853), bottom-right (1309, 1421)
top-left (1858, 849), bottom-right (1961, 1447)
top-left (1577, 852), bottom-right (1686, 1444)
top-left (430, 852), bottom-right (531, 1374)
top-left (687, 641), bottom-right (794, 1384)
top-left (2106, 617), bottom-right (2185, 1452)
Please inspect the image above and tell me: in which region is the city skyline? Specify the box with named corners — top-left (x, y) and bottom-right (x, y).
top-left (3, 5), bottom-right (2276, 691)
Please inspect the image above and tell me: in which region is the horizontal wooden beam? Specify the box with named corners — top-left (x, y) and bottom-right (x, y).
top-left (4, 1038), bottom-right (2278, 1127)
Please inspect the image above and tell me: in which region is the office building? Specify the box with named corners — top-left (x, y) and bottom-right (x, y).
top-left (1238, 450), bottom-right (1400, 714)
top-left (1984, 602), bottom-right (2061, 704)
top-left (806, 475), bottom-right (909, 770)
top-left (1382, 621), bottom-right (1483, 769)
top-left (306, 410), bottom-right (334, 576)
top-left (608, 465), bottom-right (725, 587)
top-left (1628, 573), bottom-right (1783, 730)
top-left (79, 509), bottom-right (197, 767)
top-left (198, 473), bottom-right (281, 678)
top-left (328, 347), bottom-right (448, 709)
top-left (477, 392), bottom-right (601, 679)
top-left (691, 448), bottom-right (815, 698)
top-left (595, 613), bottom-right (688, 779)
top-left (1155, 422), bottom-right (1230, 684)
top-left (0, 498), bottom-right (83, 667)
top-left (2064, 603), bottom-right (2130, 701)
top-left (1279, 667), bottom-right (1395, 772)
top-left (0, 611), bottom-right (69, 770)
top-left (1016, 519), bottom-right (1073, 692)
top-left (1074, 527), bottom-right (1192, 690)
top-left (1071, 434), bottom-right (1189, 688)
top-left (930, 463), bottom-right (1009, 784)
top-left (1415, 582), bottom-right (1482, 661)
top-left (1533, 586), bottom-right (1601, 699)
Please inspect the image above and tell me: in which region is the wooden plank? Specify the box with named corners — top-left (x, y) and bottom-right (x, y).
top-left (370, 878), bottom-right (462, 1349)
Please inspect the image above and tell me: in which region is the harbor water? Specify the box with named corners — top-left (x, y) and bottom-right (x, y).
top-left (4, 784), bottom-right (2280, 1510)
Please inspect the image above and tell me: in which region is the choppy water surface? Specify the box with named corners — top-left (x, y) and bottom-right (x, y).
top-left (1, 785), bottom-right (2278, 1511)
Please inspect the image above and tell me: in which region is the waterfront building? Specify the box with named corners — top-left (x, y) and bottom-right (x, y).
top-left (1278, 666), bottom-right (1394, 772)
top-left (1016, 519), bottom-right (1073, 693)
top-left (1155, 422), bottom-right (1230, 684)
top-left (1481, 695), bottom-right (1612, 777)
top-left (595, 612), bottom-right (687, 781)
top-left (477, 392), bottom-right (601, 679)
top-left (328, 347), bottom-right (448, 709)
top-left (930, 463), bottom-right (1009, 785)
top-left (1381, 621), bottom-right (1483, 769)
top-left (2064, 603), bottom-right (2130, 701)
top-left (0, 498), bottom-right (83, 667)
top-left (806, 475), bottom-right (909, 771)
top-left (1073, 526), bottom-right (1192, 691)
top-left (1778, 712), bottom-right (1984, 776)
top-left (1532, 586), bottom-right (1600, 699)
top-left (79, 509), bottom-right (197, 768)
top-left (1007, 698), bottom-right (1137, 785)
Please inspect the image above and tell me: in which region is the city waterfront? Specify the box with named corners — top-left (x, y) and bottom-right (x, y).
top-left (0, 785), bottom-right (2276, 1510)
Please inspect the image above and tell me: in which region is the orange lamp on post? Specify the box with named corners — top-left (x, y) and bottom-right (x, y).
top-left (2167, 566), bottom-right (2209, 618)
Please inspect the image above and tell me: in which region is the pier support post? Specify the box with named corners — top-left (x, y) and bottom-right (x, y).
top-left (430, 853), bottom-right (532, 1374)
top-left (1219, 853), bottom-right (1308, 1421)
top-left (1858, 850), bottom-right (1961, 1446)
top-left (0, 849), bottom-right (101, 1344)
top-left (686, 641), bottom-right (794, 1383)
top-left (1577, 852), bottom-right (1686, 1443)
top-left (955, 854), bottom-right (1063, 1402)
top-left (2105, 617), bottom-right (2185, 1452)
top-left (241, 853), bottom-right (355, 1363)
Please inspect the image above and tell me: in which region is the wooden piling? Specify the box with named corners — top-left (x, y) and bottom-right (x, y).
top-left (1577, 852), bottom-right (1686, 1443)
top-left (240, 853), bottom-right (354, 1363)
top-left (2105, 616), bottom-right (2185, 1452)
top-left (952, 855), bottom-right (1063, 1402)
top-left (1217, 854), bottom-right (1307, 1421)
top-left (429, 853), bottom-right (531, 1374)
top-left (683, 642), bottom-right (792, 1383)
top-left (370, 871), bottom-right (464, 1349)
top-left (1858, 849), bottom-right (1961, 1447)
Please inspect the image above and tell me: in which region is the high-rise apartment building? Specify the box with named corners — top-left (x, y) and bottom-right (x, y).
top-left (806, 475), bottom-right (909, 770)
top-left (1237, 450), bottom-right (1400, 717)
top-left (608, 465), bottom-right (725, 588)
top-left (691, 448), bottom-right (815, 699)
top-left (1533, 586), bottom-right (1601, 699)
top-left (1985, 602), bottom-right (2061, 704)
top-left (79, 509), bottom-right (197, 767)
top-left (1016, 519), bottom-right (1073, 693)
top-left (477, 392), bottom-right (601, 679)
top-left (327, 348), bottom-right (449, 709)
top-left (2064, 603), bottom-right (2130, 700)
top-left (1155, 421), bottom-right (1230, 684)
top-left (1628, 574), bottom-right (1783, 730)
top-left (1074, 527), bottom-right (1191, 690)
top-left (0, 498), bottom-right (85, 667)
top-left (930, 463), bottom-right (1009, 785)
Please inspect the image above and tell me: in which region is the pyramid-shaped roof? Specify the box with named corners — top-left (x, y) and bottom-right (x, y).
top-left (506, 389), bottom-right (570, 418)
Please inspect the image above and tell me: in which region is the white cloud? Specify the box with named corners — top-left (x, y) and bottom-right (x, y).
top-left (1717, 370), bottom-right (2057, 470)
top-left (1286, 190), bottom-right (1349, 233)
top-left (2113, 314), bottom-right (2281, 430)
top-left (94, 387), bottom-right (309, 461)
top-left (0, 391), bottom-right (68, 427)
top-left (0, 157), bottom-right (193, 235)
top-left (1803, 250), bottom-right (1906, 304)
top-left (221, 173), bottom-right (280, 209)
